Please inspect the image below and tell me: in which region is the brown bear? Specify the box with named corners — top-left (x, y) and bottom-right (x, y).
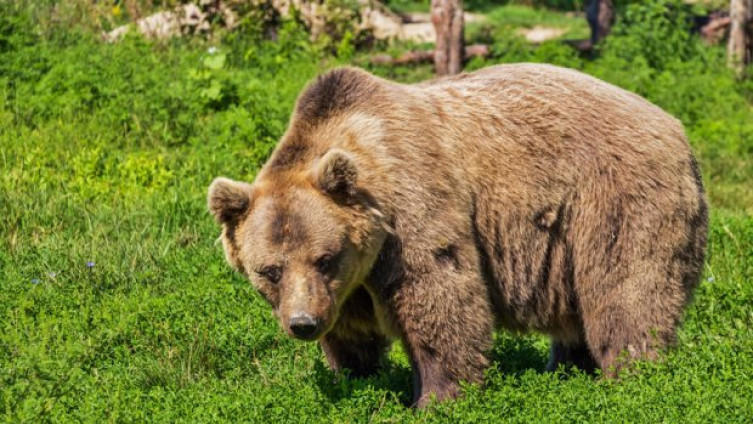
top-left (208, 64), bottom-right (708, 407)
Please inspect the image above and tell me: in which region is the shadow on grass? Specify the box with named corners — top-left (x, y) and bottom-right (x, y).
top-left (489, 335), bottom-right (550, 375)
top-left (313, 359), bottom-right (415, 406)
top-left (313, 334), bottom-right (556, 406)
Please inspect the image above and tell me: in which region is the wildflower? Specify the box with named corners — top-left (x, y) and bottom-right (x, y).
top-left (31, 278), bottom-right (40, 285)
top-left (707, 276), bottom-right (715, 283)
top-left (208, 46), bottom-right (218, 55)
top-left (48, 271), bottom-right (57, 278)
top-left (86, 261), bottom-right (95, 268)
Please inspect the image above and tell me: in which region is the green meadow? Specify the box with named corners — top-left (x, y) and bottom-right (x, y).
top-left (2, 0), bottom-right (752, 421)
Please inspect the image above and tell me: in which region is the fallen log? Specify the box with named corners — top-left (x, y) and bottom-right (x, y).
top-left (367, 43), bottom-right (489, 66)
top-left (701, 15), bottom-right (731, 44)
top-left (696, 11), bottom-right (731, 45)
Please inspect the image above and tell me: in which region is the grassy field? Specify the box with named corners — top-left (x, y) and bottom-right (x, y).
top-left (2, 1), bottom-right (753, 422)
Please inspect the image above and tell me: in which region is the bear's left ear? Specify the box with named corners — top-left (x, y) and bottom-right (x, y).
top-left (314, 149), bottom-right (358, 199)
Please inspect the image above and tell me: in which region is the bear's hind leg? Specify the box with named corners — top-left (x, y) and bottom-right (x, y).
top-left (581, 296), bottom-right (676, 376)
top-left (574, 198), bottom-right (701, 376)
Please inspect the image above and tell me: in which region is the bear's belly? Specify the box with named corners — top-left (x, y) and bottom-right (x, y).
top-left (475, 205), bottom-right (579, 337)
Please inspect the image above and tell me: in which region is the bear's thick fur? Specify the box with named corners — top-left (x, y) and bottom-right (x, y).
top-left (208, 64), bottom-right (708, 407)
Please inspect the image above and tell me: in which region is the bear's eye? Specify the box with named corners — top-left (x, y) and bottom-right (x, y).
top-left (257, 265), bottom-right (282, 284)
top-left (315, 254), bottom-right (337, 275)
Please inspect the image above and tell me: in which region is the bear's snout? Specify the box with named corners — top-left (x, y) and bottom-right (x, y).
top-left (288, 313), bottom-right (320, 340)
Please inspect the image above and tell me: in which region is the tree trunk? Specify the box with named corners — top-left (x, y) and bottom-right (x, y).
top-left (586, 0), bottom-right (614, 47)
top-left (728, 0), bottom-right (753, 74)
top-left (431, 0), bottom-right (464, 76)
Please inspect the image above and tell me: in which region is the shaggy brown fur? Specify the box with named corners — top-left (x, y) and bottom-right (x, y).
top-left (208, 64), bottom-right (708, 407)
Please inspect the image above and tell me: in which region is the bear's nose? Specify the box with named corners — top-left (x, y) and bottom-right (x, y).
top-left (289, 314), bottom-right (319, 339)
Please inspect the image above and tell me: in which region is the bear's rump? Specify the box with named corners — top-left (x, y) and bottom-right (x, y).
top-left (472, 165), bottom-right (705, 340)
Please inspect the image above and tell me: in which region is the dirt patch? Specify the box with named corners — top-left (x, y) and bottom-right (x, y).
top-left (516, 26), bottom-right (567, 43)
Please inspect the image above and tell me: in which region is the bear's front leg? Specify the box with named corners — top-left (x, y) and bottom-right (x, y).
top-left (319, 286), bottom-right (389, 377)
top-left (319, 331), bottom-right (389, 378)
top-left (387, 245), bottom-right (494, 407)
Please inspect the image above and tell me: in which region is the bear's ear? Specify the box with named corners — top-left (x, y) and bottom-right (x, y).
top-left (208, 177), bottom-right (253, 225)
top-left (313, 149), bottom-right (358, 198)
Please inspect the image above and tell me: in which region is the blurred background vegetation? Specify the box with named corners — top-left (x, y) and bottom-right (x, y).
top-left (1, 0), bottom-right (752, 421)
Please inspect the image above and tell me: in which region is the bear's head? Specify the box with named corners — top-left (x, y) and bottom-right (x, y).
top-left (208, 149), bottom-right (390, 341)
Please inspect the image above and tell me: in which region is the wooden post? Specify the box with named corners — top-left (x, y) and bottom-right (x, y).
top-left (728, 0), bottom-right (753, 75)
top-left (431, 0), bottom-right (464, 76)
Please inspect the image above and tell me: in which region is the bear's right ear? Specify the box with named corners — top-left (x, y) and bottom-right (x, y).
top-left (313, 149), bottom-right (358, 199)
top-left (208, 177), bottom-right (253, 225)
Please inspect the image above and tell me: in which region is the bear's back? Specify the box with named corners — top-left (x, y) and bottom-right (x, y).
top-left (402, 63), bottom-right (695, 202)
top-left (416, 63), bottom-right (688, 157)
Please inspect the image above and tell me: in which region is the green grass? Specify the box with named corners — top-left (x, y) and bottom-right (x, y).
top-left (2, 1), bottom-right (753, 422)
top-left (468, 4), bottom-right (590, 42)
top-left (384, 0), bottom-right (432, 14)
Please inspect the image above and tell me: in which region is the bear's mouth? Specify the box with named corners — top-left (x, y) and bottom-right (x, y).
top-left (289, 328), bottom-right (322, 341)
